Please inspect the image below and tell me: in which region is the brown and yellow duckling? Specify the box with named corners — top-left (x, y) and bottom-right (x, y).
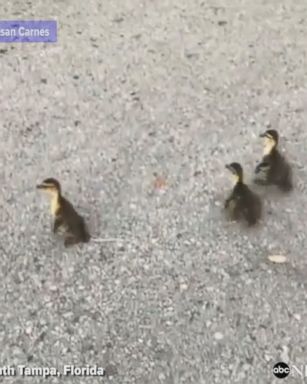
top-left (37, 178), bottom-right (90, 247)
top-left (224, 162), bottom-right (262, 226)
top-left (254, 129), bottom-right (293, 192)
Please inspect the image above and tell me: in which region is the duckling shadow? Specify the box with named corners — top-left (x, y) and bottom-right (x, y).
top-left (251, 187), bottom-right (296, 225)
top-left (252, 182), bottom-right (292, 200)
top-left (75, 201), bottom-right (119, 253)
top-left (73, 192), bottom-right (102, 237)
top-left (223, 218), bottom-right (264, 236)
top-left (81, 208), bottom-right (98, 236)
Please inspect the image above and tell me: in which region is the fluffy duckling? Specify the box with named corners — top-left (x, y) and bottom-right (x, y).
top-left (225, 162), bottom-right (262, 226)
top-left (254, 129), bottom-right (293, 192)
top-left (37, 178), bottom-right (90, 247)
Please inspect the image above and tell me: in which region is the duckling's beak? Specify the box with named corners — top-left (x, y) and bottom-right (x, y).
top-left (36, 183), bottom-right (46, 189)
top-left (225, 164), bottom-right (235, 176)
top-left (259, 133), bottom-right (266, 138)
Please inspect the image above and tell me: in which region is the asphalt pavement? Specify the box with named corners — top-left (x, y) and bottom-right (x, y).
top-left (0, 0), bottom-right (307, 383)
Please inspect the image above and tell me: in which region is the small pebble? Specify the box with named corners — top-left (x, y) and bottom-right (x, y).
top-left (179, 283), bottom-right (188, 292)
top-left (214, 332), bottom-right (224, 340)
top-left (268, 255), bottom-right (287, 263)
top-left (293, 313), bottom-right (301, 321)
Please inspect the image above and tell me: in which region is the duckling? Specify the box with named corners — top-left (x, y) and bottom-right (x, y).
top-left (254, 129), bottom-right (293, 192)
top-left (37, 178), bottom-right (90, 247)
top-left (224, 162), bottom-right (262, 226)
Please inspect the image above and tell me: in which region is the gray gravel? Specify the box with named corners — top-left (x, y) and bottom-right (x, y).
top-left (1, 0), bottom-right (307, 383)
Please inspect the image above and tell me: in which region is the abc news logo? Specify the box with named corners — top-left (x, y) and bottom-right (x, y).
top-left (273, 362), bottom-right (290, 378)
top-left (273, 362), bottom-right (307, 379)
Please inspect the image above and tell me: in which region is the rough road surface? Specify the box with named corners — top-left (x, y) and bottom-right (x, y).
top-left (0, 0), bottom-right (307, 383)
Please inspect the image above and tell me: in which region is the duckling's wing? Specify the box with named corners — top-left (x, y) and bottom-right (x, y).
top-left (229, 197), bottom-right (242, 220)
top-left (273, 152), bottom-right (293, 191)
top-left (53, 216), bottom-right (68, 234)
top-left (59, 198), bottom-right (88, 239)
top-left (242, 186), bottom-right (262, 225)
top-left (74, 215), bottom-right (91, 242)
top-left (282, 163), bottom-right (293, 191)
top-left (255, 160), bottom-right (270, 174)
top-left (232, 186), bottom-right (252, 221)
